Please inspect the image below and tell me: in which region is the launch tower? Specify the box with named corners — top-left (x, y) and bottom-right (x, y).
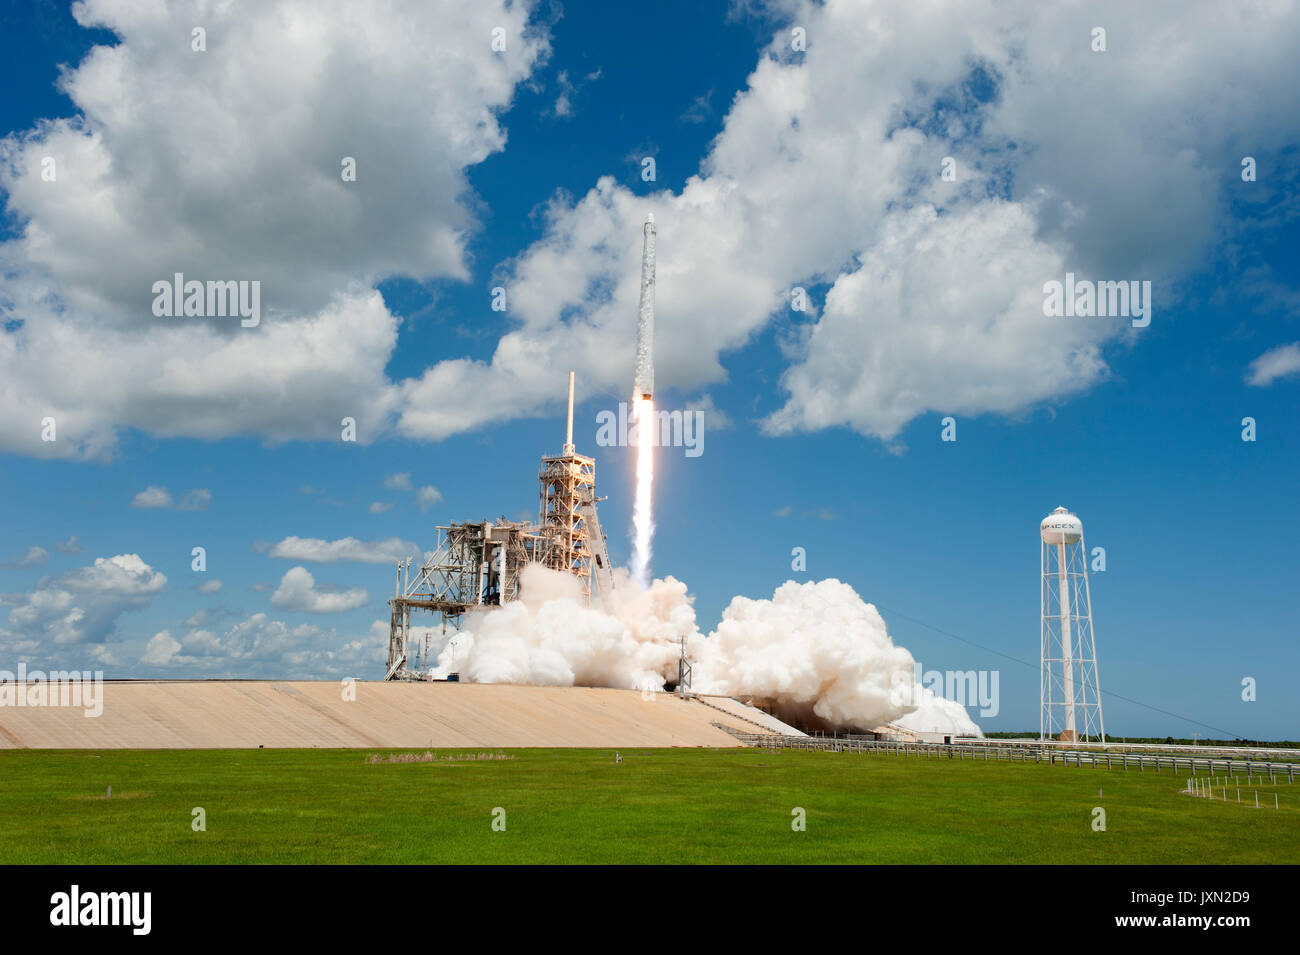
top-left (538, 372), bottom-right (615, 602)
top-left (385, 372), bottom-right (614, 680)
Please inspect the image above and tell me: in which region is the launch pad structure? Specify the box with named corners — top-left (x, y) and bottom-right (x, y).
top-left (537, 372), bottom-right (616, 602)
top-left (385, 372), bottom-right (615, 681)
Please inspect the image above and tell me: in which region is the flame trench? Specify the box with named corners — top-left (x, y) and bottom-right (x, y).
top-left (630, 396), bottom-right (655, 588)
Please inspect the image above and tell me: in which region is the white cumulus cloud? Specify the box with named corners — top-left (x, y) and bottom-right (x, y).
top-left (141, 629), bottom-right (182, 666)
top-left (416, 486), bottom-right (442, 512)
top-left (1246, 342), bottom-right (1300, 387)
top-left (267, 536), bottom-right (417, 564)
top-left (2, 546), bottom-right (50, 569)
top-left (1, 553), bottom-right (167, 645)
top-left (393, 0), bottom-right (1300, 444)
top-left (131, 486), bottom-right (174, 509)
top-left (0, 0), bottom-right (550, 459)
top-left (270, 566), bottom-right (369, 613)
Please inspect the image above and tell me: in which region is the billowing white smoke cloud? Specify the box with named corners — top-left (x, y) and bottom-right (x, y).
top-left (690, 579), bottom-right (915, 730)
top-left (431, 568), bottom-right (982, 735)
top-left (894, 687), bottom-right (984, 739)
top-left (432, 566), bottom-right (690, 690)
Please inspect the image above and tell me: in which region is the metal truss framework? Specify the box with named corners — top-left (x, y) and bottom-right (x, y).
top-left (384, 372), bottom-right (616, 681)
top-left (1041, 531), bottom-right (1106, 743)
top-left (385, 519), bottom-right (542, 681)
top-left (537, 451), bottom-right (615, 603)
top-left (536, 370), bottom-right (614, 603)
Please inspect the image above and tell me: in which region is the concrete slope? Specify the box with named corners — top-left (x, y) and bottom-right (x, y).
top-left (0, 681), bottom-right (779, 749)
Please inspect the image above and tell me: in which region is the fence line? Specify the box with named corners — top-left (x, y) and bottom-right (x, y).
top-left (737, 734), bottom-right (1298, 781)
top-left (1184, 776), bottom-right (1292, 809)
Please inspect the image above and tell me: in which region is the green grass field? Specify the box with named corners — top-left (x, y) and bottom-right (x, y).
top-left (2, 747), bottom-right (1296, 864)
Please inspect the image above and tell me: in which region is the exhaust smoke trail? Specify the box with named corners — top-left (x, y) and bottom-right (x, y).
top-left (630, 213), bottom-right (656, 588)
top-left (630, 396), bottom-right (654, 588)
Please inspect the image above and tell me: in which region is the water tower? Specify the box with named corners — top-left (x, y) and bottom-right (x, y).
top-left (1040, 506), bottom-right (1106, 743)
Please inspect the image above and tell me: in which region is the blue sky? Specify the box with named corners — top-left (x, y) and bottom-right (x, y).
top-left (0, 0), bottom-right (1297, 739)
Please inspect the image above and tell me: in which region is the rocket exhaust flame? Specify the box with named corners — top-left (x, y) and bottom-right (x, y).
top-left (630, 214), bottom-right (656, 588)
top-left (630, 396), bottom-right (654, 588)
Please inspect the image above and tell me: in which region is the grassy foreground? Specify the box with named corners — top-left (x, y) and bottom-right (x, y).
top-left (1, 747), bottom-right (1295, 864)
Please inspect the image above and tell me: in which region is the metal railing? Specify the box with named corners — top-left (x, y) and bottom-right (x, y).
top-left (734, 733), bottom-right (1299, 781)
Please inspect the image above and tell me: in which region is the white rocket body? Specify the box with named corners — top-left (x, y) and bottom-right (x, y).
top-left (633, 214), bottom-right (655, 401)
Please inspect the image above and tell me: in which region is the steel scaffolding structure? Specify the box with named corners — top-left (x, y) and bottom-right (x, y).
top-left (538, 451), bottom-right (611, 602)
top-left (1040, 506), bottom-right (1106, 743)
top-left (384, 372), bottom-right (615, 681)
top-left (385, 519), bottom-right (543, 681)
top-left (536, 372), bottom-right (614, 603)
